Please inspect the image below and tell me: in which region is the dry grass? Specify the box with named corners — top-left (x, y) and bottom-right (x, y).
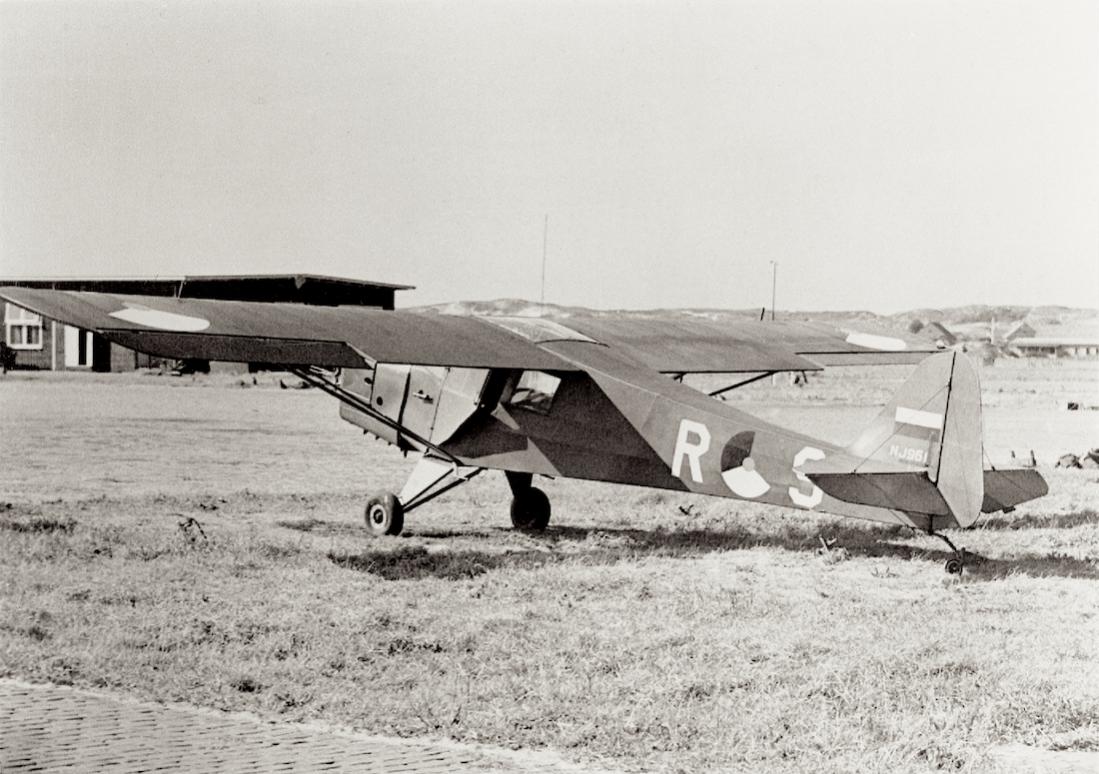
top-left (2, 361), bottom-right (1098, 773)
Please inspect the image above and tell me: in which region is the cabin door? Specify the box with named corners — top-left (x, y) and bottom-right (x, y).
top-left (402, 366), bottom-right (447, 443)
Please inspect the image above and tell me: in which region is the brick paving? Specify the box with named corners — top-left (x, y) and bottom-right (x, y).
top-left (0, 680), bottom-right (605, 773)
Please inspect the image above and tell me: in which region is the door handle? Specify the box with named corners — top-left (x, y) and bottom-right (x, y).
top-left (411, 390), bottom-right (434, 404)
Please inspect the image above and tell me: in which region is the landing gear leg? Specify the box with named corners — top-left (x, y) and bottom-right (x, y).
top-left (505, 471), bottom-right (551, 531)
top-left (933, 531), bottom-right (967, 575)
top-left (363, 456), bottom-right (484, 538)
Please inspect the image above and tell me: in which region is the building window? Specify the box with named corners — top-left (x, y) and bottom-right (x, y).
top-left (4, 304), bottom-right (43, 350)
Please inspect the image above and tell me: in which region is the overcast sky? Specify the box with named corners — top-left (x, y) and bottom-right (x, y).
top-left (1, 0), bottom-right (1095, 312)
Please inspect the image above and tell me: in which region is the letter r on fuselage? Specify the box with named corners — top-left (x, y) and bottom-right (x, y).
top-left (672, 419), bottom-right (711, 483)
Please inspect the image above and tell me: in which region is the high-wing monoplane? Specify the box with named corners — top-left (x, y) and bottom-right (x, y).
top-left (0, 282), bottom-right (1047, 573)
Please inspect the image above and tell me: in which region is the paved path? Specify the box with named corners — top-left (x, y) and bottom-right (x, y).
top-left (8, 679), bottom-right (1097, 774)
top-left (0, 680), bottom-right (605, 774)
top-left (987, 743), bottom-right (1099, 774)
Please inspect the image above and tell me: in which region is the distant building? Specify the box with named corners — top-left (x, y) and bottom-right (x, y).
top-left (1, 274), bottom-right (412, 372)
top-left (4, 302), bottom-right (145, 371)
top-left (1002, 321), bottom-right (1036, 341)
top-left (1011, 320), bottom-right (1099, 359)
top-left (1012, 337), bottom-right (1099, 359)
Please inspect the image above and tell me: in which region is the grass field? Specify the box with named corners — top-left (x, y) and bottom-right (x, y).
top-left (2, 361), bottom-right (1098, 773)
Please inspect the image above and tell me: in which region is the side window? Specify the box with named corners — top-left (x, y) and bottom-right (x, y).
top-left (506, 371), bottom-right (561, 414)
top-left (4, 303), bottom-right (43, 350)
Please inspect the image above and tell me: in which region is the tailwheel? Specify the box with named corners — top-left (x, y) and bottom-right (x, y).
top-left (364, 492), bottom-right (405, 537)
top-left (933, 531), bottom-right (966, 575)
top-left (510, 487), bottom-right (551, 531)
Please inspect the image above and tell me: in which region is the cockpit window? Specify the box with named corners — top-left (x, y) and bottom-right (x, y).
top-left (483, 316), bottom-right (598, 344)
top-left (507, 371), bottom-right (561, 414)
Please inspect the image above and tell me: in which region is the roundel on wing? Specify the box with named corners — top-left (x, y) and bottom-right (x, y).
top-left (720, 431), bottom-right (770, 498)
top-left (108, 304), bottom-right (211, 332)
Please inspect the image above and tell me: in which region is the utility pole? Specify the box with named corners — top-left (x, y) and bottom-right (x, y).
top-left (770, 261), bottom-right (778, 321)
top-left (769, 260), bottom-right (779, 385)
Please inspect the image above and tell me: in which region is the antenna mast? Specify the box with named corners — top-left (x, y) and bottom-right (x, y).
top-left (770, 260), bottom-right (778, 321)
top-left (540, 214), bottom-right (548, 310)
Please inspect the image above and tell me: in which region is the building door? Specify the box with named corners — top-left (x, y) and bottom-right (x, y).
top-left (91, 335), bottom-right (112, 372)
top-left (64, 326), bottom-right (93, 368)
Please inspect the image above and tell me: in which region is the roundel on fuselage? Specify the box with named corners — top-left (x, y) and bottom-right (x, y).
top-left (720, 431), bottom-right (771, 499)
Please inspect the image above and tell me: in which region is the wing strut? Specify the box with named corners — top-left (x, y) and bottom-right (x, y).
top-left (709, 371), bottom-right (776, 398)
top-left (287, 366), bottom-right (465, 467)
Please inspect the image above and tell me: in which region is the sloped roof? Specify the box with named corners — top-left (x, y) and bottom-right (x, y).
top-left (0, 274), bottom-right (413, 307)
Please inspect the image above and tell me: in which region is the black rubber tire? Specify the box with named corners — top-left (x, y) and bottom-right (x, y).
top-left (364, 492), bottom-right (404, 537)
top-left (510, 487), bottom-right (551, 531)
top-left (944, 557), bottom-right (963, 575)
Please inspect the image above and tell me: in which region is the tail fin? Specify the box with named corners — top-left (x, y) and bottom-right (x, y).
top-left (814, 351), bottom-right (986, 527)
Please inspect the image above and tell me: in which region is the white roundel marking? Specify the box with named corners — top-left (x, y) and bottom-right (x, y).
top-left (845, 332), bottom-right (907, 351)
top-left (721, 458), bottom-right (771, 499)
top-left (109, 306), bottom-right (210, 332)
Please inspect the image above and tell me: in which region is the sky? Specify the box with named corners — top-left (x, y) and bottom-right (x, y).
top-left (1, 0), bottom-right (1096, 313)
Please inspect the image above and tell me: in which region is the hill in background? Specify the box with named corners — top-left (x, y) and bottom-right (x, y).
top-left (410, 299), bottom-right (1099, 340)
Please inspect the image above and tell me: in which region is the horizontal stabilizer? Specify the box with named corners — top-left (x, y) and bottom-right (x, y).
top-left (809, 467), bottom-right (1048, 520)
top-left (982, 468), bottom-right (1048, 512)
top-left (807, 471), bottom-right (951, 517)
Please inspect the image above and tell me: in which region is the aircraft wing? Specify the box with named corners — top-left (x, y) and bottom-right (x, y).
top-left (559, 316), bottom-right (937, 372)
top-left (0, 288), bottom-right (575, 370)
top-left (0, 286), bottom-right (936, 373)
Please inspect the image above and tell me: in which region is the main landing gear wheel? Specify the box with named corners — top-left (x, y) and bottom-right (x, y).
top-left (364, 492), bottom-right (404, 537)
top-left (510, 487), bottom-right (551, 531)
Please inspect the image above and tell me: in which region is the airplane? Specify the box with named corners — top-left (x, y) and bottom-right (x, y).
top-left (0, 282), bottom-right (1048, 574)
